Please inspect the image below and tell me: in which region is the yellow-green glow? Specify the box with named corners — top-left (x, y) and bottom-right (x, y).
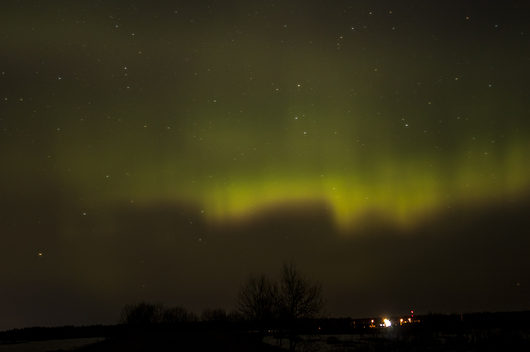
top-left (196, 140), bottom-right (530, 230)
top-left (2, 3), bottom-right (529, 233)
top-left (42, 123), bottom-right (529, 232)
top-left (3, 0), bottom-right (530, 330)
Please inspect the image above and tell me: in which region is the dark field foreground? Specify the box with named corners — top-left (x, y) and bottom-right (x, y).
top-left (2, 312), bottom-right (530, 352)
top-left (72, 323), bottom-right (530, 352)
top-left (73, 330), bottom-right (282, 352)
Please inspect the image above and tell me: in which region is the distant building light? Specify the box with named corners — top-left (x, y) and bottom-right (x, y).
top-left (383, 319), bottom-right (391, 328)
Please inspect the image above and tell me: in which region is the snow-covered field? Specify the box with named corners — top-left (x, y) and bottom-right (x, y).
top-left (0, 337), bottom-right (104, 352)
top-left (264, 334), bottom-right (367, 352)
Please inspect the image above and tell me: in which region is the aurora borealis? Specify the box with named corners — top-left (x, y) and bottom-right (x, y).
top-left (1, 1), bottom-right (530, 329)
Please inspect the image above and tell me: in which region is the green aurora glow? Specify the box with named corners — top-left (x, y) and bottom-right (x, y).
top-left (3, 0), bottom-right (530, 329)
top-left (2, 1), bottom-right (529, 230)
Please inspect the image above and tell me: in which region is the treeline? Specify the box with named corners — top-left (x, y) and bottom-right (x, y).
top-left (236, 262), bottom-right (323, 325)
top-left (121, 263), bottom-right (323, 324)
top-left (120, 263), bottom-right (323, 351)
top-left (119, 303), bottom-right (232, 325)
top-left (420, 311), bottom-right (530, 331)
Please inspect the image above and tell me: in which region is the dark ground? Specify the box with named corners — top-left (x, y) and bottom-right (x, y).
top-left (69, 325), bottom-right (530, 352)
top-left (71, 331), bottom-right (282, 352)
top-left (3, 312), bottom-right (530, 352)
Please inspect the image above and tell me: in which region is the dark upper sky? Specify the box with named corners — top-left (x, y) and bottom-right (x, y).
top-left (1, 0), bottom-right (529, 329)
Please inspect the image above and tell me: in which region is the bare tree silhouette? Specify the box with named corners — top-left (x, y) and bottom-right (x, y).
top-left (237, 274), bottom-right (278, 338)
top-left (278, 262), bottom-right (323, 320)
top-left (236, 263), bottom-right (324, 351)
top-left (237, 274), bottom-right (278, 322)
top-left (277, 262), bottom-right (324, 351)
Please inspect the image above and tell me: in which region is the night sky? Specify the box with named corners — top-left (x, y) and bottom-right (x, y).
top-left (1, 0), bottom-right (530, 329)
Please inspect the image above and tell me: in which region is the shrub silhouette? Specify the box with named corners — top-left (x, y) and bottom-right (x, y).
top-left (121, 302), bottom-right (199, 325)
